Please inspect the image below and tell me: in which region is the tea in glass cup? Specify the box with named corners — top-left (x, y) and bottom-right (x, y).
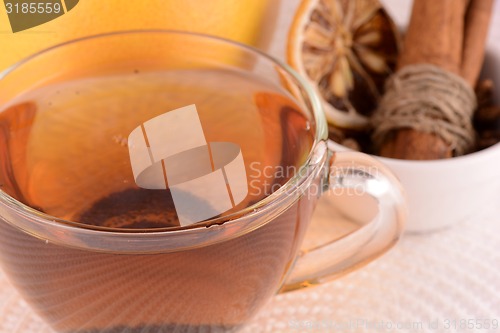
top-left (0, 31), bottom-right (406, 332)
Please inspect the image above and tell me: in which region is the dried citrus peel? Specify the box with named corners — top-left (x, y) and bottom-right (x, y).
top-left (288, 0), bottom-right (400, 131)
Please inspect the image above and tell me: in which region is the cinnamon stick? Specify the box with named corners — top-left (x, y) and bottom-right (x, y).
top-left (398, 0), bottom-right (467, 75)
top-left (378, 0), bottom-right (493, 160)
top-left (462, 0), bottom-right (495, 84)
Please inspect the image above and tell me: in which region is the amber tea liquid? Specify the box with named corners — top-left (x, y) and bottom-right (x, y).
top-left (0, 69), bottom-right (318, 332)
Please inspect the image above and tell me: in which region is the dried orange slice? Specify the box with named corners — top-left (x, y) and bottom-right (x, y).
top-left (288, 0), bottom-right (400, 130)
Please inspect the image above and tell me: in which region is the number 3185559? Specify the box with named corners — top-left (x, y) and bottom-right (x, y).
top-left (443, 319), bottom-right (499, 330)
top-left (5, 2), bottom-right (62, 14)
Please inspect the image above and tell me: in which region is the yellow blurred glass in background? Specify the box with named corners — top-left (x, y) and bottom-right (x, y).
top-left (0, 0), bottom-right (279, 71)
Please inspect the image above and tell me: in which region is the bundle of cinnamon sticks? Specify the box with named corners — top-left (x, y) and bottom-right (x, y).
top-left (373, 0), bottom-right (495, 160)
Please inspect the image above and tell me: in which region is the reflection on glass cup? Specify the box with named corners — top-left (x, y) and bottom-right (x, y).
top-left (0, 31), bottom-right (406, 332)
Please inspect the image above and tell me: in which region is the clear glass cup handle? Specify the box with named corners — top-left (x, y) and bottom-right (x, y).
top-left (280, 150), bottom-right (407, 292)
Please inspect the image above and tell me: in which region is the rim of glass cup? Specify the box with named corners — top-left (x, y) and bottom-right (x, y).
top-left (0, 30), bottom-right (328, 234)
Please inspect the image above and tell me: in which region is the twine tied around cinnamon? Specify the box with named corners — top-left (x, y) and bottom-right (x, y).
top-left (371, 64), bottom-right (477, 156)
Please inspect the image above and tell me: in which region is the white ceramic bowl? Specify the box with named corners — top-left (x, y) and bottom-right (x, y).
top-left (329, 1), bottom-right (500, 232)
top-left (329, 141), bottom-right (500, 232)
top-left (270, 0), bottom-right (499, 232)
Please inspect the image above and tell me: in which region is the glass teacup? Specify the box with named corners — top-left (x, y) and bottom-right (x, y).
top-left (0, 31), bottom-right (406, 332)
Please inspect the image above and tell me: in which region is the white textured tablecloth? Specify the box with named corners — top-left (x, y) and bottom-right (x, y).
top-left (1, 1), bottom-right (500, 332)
top-left (1, 192), bottom-right (499, 333)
